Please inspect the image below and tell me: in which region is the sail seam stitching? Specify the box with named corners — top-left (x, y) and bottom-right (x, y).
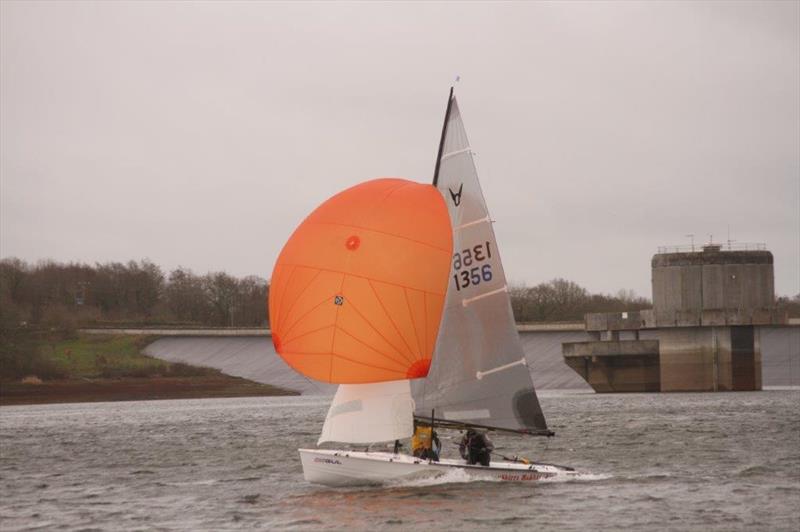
top-left (306, 221), bottom-right (451, 254)
top-left (279, 263), bottom-right (448, 296)
top-left (403, 287), bottom-right (424, 358)
top-left (343, 297), bottom-right (416, 365)
top-left (282, 324), bottom-right (336, 348)
top-left (329, 347), bottom-right (407, 376)
top-left (366, 280), bottom-right (422, 361)
top-left (274, 264), bottom-right (298, 332)
top-left (423, 291), bottom-right (428, 360)
top-left (330, 273), bottom-right (346, 381)
top-left (335, 326), bottom-right (414, 371)
top-left (280, 292), bottom-right (337, 341)
top-left (278, 269), bottom-right (323, 335)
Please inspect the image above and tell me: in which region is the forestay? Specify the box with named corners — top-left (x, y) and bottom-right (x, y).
top-left (318, 380), bottom-right (415, 445)
top-left (411, 93), bottom-right (550, 435)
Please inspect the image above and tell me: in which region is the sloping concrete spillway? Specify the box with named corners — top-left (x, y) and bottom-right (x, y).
top-left (143, 331), bottom-right (596, 395)
top-left (144, 337), bottom-right (336, 395)
top-left (143, 328), bottom-right (798, 395)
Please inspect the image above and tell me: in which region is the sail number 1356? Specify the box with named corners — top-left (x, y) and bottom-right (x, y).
top-left (453, 241), bottom-right (493, 291)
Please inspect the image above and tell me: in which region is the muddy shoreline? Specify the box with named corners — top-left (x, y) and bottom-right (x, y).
top-left (0, 376), bottom-right (297, 406)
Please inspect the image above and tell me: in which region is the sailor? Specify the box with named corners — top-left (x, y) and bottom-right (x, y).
top-left (459, 428), bottom-right (494, 466)
top-left (411, 422), bottom-right (441, 461)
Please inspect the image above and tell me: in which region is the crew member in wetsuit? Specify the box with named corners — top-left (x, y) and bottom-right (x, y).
top-left (411, 422), bottom-right (441, 461)
top-left (459, 428), bottom-right (494, 466)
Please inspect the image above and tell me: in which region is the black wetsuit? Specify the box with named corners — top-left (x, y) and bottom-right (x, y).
top-left (459, 432), bottom-right (494, 466)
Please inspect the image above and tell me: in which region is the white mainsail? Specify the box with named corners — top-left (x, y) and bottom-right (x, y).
top-left (318, 380), bottom-right (414, 445)
top-left (411, 92), bottom-right (550, 435)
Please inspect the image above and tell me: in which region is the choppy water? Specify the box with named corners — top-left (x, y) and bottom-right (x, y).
top-left (1, 390), bottom-right (799, 531)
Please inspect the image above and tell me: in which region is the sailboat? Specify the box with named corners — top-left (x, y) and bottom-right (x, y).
top-left (270, 88), bottom-right (576, 486)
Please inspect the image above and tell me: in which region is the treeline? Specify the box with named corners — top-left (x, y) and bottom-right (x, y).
top-left (3, 257), bottom-right (795, 332)
top-left (510, 278), bottom-right (651, 323)
top-left (776, 295), bottom-right (800, 318)
top-left (0, 258), bottom-right (269, 330)
top-left (0, 258), bottom-right (654, 330)
top-left (511, 278), bottom-right (800, 322)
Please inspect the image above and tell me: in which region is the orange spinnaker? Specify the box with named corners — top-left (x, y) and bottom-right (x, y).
top-left (269, 178), bottom-right (453, 384)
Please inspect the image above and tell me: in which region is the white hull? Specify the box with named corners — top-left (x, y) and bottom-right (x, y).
top-left (299, 448), bottom-right (576, 486)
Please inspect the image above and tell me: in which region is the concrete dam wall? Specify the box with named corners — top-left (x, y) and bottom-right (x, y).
top-left (143, 331), bottom-right (594, 394)
top-left (143, 327), bottom-right (799, 394)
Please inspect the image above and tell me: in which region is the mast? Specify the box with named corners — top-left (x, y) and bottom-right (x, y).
top-left (432, 86), bottom-right (454, 186)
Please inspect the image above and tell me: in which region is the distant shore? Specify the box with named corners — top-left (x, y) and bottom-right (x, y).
top-left (0, 376), bottom-right (296, 406)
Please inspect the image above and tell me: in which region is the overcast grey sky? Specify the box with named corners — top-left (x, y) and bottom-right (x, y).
top-left (2, 1), bottom-right (798, 298)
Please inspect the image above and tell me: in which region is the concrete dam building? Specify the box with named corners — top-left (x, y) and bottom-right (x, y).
top-left (563, 244), bottom-right (794, 392)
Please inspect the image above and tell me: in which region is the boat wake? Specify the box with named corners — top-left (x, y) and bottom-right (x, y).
top-left (385, 468), bottom-right (612, 488)
top-left (387, 467), bottom-right (492, 487)
top-left (539, 472), bottom-right (612, 483)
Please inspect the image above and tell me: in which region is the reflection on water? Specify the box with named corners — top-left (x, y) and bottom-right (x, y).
top-left (1, 391), bottom-right (799, 531)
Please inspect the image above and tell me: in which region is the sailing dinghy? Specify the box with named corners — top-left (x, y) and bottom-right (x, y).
top-left (270, 88), bottom-right (576, 486)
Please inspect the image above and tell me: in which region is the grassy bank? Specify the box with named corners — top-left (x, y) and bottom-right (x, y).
top-left (0, 332), bottom-right (297, 406)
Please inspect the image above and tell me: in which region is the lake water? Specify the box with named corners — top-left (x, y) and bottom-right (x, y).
top-left (1, 390), bottom-right (799, 531)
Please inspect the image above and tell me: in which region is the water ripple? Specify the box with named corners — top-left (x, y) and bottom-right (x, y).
top-left (0, 392), bottom-right (798, 531)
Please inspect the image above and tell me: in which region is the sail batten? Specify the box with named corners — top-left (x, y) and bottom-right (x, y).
top-left (477, 358), bottom-right (528, 380)
top-left (412, 94), bottom-right (550, 435)
top-left (441, 147), bottom-right (472, 160)
top-left (455, 217), bottom-right (490, 231)
top-left (461, 285), bottom-right (508, 307)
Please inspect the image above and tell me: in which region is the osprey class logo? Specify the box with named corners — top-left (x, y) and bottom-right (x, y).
top-left (448, 183), bottom-right (464, 206)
